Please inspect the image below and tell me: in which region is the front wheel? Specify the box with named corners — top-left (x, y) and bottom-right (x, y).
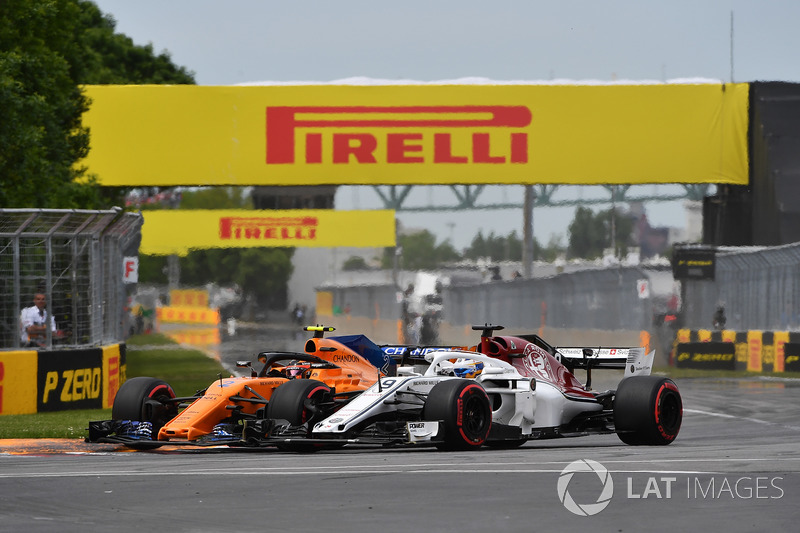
top-left (111, 377), bottom-right (178, 449)
top-left (267, 379), bottom-right (332, 452)
top-left (112, 377), bottom-right (177, 427)
top-left (423, 379), bottom-right (491, 451)
top-left (614, 376), bottom-right (682, 445)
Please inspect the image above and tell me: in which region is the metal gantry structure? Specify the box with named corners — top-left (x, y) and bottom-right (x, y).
top-left (371, 184), bottom-right (713, 212)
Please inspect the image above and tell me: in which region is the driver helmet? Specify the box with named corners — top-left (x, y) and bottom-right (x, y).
top-left (453, 361), bottom-right (484, 378)
top-left (284, 364), bottom-right (309, 379)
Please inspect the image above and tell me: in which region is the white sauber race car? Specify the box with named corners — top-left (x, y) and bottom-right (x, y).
top-left (260, 326), bottom-right (683, 451)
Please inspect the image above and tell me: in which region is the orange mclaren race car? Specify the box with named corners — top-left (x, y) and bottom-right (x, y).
top-left (86, 326), bottom-right (395, 449)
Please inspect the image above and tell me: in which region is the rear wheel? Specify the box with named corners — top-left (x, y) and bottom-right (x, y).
top-left (111, 377), bottom-right (177, 449)
top-left (267, 379), bottom-right (332, 452)
top-left (614, 376), bottom-right (682, 445)
top-left (423, 379), bottom-right (491, 451)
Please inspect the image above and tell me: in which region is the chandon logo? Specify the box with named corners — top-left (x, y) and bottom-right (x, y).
top-left (557, 459), bottom-right (614, 516)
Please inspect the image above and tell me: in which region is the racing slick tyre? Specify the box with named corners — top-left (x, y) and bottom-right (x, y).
top-left (423, 379), bottom-right (492, 451)
top-left (613, 376), bottom-right (682, 445)
top-left (111, 377), bottom-right (178, 450)
top-left (267, 379), bottom-right (332, 453)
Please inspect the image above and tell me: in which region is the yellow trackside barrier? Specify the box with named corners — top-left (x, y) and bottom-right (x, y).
top-left (156, 306), bottom-right (220, 325)
top-left (0, 344), bottom-right (127, 415)
top-left (673, 329), bottom-right (800, 373)
top-left (0, 351), bottom-right (38, 415)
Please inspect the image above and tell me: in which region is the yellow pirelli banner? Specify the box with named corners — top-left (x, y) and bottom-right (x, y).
top-left (140, 209), bottom-right (396, 255)
top-left (316, 291), bottom-right (334, 316)
top-left (101, 344), bottom-right (125, 410)
top-left (156, 306), bottom-right (220, 325)
top-left (0, 351), bottom-right (38, 415)
top-left (81, 83), bottom-right (749, 186)
top-left (163, 327), bottom-right (221, 346)
top-left (170, 289), bottom-right (210, 308)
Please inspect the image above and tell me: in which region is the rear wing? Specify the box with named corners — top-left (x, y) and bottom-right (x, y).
top-left (556, 347), bottom-right (655, 378)
top-left (513, 333), bottom-right (653, 378)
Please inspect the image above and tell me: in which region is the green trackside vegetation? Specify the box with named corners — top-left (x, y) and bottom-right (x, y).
top-left (0, 333), bottom-right (227, 439)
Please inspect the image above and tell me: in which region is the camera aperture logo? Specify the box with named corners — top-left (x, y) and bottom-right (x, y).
top-left (557, 458), bottom-right (786, 516)
top-left (557, 459), bottom-right (614, 516)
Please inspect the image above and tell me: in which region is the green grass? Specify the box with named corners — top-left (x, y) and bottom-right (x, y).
top-left (125, 341), bottom-right (229, 397)
top-left (0, 409), bottom-right (112, 439)
top-left (125, 333), bottom-right (181, 347)
top-left (0, 333), bottom-right (227, 439)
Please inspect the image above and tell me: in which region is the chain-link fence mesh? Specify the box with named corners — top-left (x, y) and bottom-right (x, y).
top-left (0, 208), bottom-right (143, 350)
top-left (323, 241), bottom-right (800, 338)
top-left (680, 242), bottom-right (800, 331)
top-left (444, 267), bottom-right (659, 331)
top-left (321, 265), bottom-right (667, 333)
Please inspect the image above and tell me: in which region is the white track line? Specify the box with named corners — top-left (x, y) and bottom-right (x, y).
top-left (684, 408), bottom-right (800, 431)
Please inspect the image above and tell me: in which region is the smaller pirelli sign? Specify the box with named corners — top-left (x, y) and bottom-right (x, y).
top-left (140, 209), bottom-right (395, 255)
top-left (219, 215), bottom-right (318, 241)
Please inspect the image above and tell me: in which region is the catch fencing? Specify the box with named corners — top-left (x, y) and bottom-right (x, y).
top-left (321, 243), bottom-right (800, 348)
top-left (680, 242), bottom-right (800, 331)
top-left (0, 208), bottom-right (143, 350)
top-left (444, 267), bottom-right (658, 332)
top-left (321, 265), bottom-right (665, 333)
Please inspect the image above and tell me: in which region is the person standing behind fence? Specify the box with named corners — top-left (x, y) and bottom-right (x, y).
top-left (20, 292), bottom-right (56, 348)
top-left (712, 305), bottom-right (727, 330)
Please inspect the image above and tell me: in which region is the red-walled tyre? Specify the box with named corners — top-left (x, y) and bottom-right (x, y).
top-left (268, 379), bottom-right (331, 425)
top-left (614, 376), bottom-right (682, 445)
top-left (112, 377), bottom-right (177, 428)
top-left (423, 379), bottom-right (491, 451)
top-left (111, 377), bottom-right (178, 449)
top-left (268, 379), bottom-right (332, 452)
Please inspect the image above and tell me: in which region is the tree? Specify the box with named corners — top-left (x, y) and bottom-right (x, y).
top-left (464, 232), bottom-right (487, 260)
top-left (0, 0), bottom-right (96, 207)
top-left (137, 255), bottom-right (168, 284)
top-left (165, 188), bottom-right (294, 309)
top-left (342, 256), bottom-right (369, 271)
top-left (538, 234), bottom-right (566, 262)
top-left (382, 230), bottom-right (461, 270)
top-left (75, 2), bottom-right (195, 85)
top-left (435, 240), bottom-right (461, 264)
top-left (178, 248), bottom-right (294, 310)
top-left (0, 0), bottom-right (195, 209)
top-left (464, 230), bottom-right (529, 261)
top-left (567, 206), bottom-right (635, 259)
top-left (397, 230), bottom-right (439, 271)
top-left (0, 1), bottom-right (297, 313)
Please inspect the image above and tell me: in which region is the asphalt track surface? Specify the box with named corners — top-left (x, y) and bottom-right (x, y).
top-left (1, 376), bottom-right (798, 533)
